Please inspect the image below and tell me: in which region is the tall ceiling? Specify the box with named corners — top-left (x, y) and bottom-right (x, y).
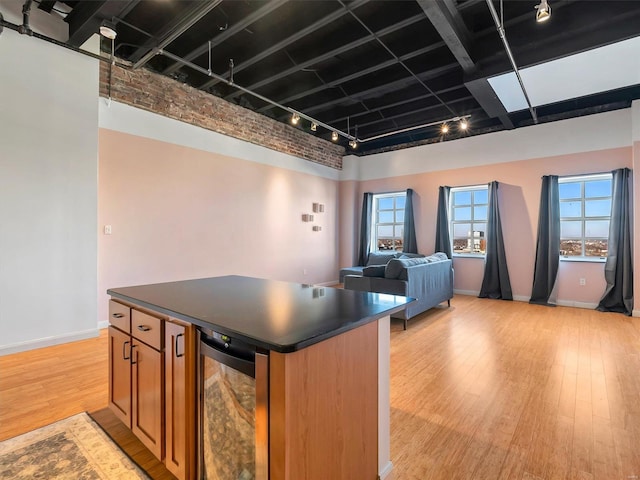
top-left (41, 0), bottom-right (640, 154)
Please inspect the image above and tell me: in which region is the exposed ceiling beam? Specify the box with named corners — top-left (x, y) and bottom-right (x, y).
top-left (198, 0), bottom-right (371, 91)
top-left (417, 0), bottom-right (474, 72)
top-left (162, 0), bottom-right (289, 76)
top-left (464, 77), bottom-right (514, 129)
top-left (129, 0), bottom-right (222, 68)
top-left (65, 0), bottom-right (138, 47)
top-left (286, 63), bottom-right (460, 118)
top-left (37, 1), bottom-right (56, 14)
top-left (258, 43), bottom-right (447, 114)
top-left (222, 12), bottom-right (426, 102)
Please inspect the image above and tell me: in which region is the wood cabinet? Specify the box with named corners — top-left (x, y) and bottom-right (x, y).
top-left (164, 320), bottom-right (196, 480)
top-left (108, 299), bottom-right (195, 480)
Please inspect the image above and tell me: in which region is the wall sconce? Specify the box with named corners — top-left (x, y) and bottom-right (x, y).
top-left (302, 214), bottom-right (314, 222)
top-left (312, 203), bottom-right (325, 213)
top-left (312, 226), bottom-right (322, 232)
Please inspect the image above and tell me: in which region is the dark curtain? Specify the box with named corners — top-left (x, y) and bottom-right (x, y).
top-left (530, 175), bottom-right (560, 306)
top-left (357, 192), bottom-right (373, 266)
top-left (479, 181), bottom-right (513, 300)
top-left (597, 168), bottom-right (633, 315)
top-left (435, 186), bottom-right (452, 258)
top-left (403, 189), bottom-right (418, 253)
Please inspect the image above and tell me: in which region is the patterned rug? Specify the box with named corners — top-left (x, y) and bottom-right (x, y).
top-left (0, 412), bottom-right (149, 479)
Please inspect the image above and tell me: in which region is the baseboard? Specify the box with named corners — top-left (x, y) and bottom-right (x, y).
top-left (0, 328), bottom-right (100, 356)
top-left (378, 460), bottom-right (394, 480)
top-left (556, 300), bottom-right (599, 309)
top-left (97, 320), bottom-right (110, 330)
top-left (453, 289), bottom-right (479, 296)
top-left (633, 309), bottom-right (640, 318)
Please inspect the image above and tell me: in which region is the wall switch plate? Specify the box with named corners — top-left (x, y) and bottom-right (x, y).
top-left (579, 278), bottom-right (586, 286)
top-left (104, 225), bottom-right (112, 235)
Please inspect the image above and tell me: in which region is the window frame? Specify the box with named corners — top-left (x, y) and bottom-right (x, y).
top-left (370, 192), bottom-right (406, 252)
top-left (449, 184), bottom-right (489, 257)
top-left (559, 173), bottom-right (612, 262)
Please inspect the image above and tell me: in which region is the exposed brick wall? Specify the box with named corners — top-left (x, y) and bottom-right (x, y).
top-left (99, 61), bottom-right (344, 169)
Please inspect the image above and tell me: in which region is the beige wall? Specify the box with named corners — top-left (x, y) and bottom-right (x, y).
top-left (98, 129), bottom-right (340, 324)
top-left (341, 147), bottom-right (632, 306)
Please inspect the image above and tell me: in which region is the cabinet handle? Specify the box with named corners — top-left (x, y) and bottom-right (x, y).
top-left (112, 313), bottom-right (125, 319)
top-left (122, 340), bottom-right (130, 360)
top-left (130, 344), bottom-right (137, 364)
top-left (175, 333), bottom-right (184, 358)
top-left (136, 324), bottom-right (151, 332)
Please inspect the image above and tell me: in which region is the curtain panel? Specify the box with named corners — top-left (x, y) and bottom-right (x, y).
top-left (435, 186), bottom-right (453, 259)
top-left (479, 181), bottom-right (513, 300)
top-left (530, 175), bottom-right (560, 306)
top-left (357, 193), bottom-right (373, 266)
top-left (403, 188), bottom-right (418, 254)
top-left (597, 167), bottom-right (633, 315)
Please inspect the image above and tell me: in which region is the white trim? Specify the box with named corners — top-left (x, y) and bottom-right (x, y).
top-left (512, 295), bottom-right (530, 302)
top-left (99, 100), bottom-right (342, 181)
top-left (559, 172), bottom-right (612, 183)
top-left (633, 309), bottom-right (640, 318)
top-left (378, 316), bottom-right (392, 480)
top-left (0, 329), bottom-right (100, 356)
top-left (454, 289), bottom-right (479, 296)
top-left (97, 320), bottom-right (110, 330)
top-left (378, 460), bottom-right (394, 480)
top-left (556, 300), bottom-right (599, 310)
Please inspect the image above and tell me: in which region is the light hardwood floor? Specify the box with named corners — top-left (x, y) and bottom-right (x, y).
top-left (2, 295), bottom-right (640, 479)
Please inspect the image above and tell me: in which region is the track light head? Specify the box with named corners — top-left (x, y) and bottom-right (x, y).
top-left (459, 118), bottom-right (468, 131)
top-left (291, 113), bottom-right (300, 125)
top-left (99, 21), bottom-right (117, 39)
top-left (349, 139), bottom-right (358, 149)
top-left (535, 0), bottom-right (551, 22)
top-left (331, 131), bottom-right (339, 142)
top-left (441, 123), bottom-right (449, 134)
top-left (310, 122), bottom-right (317, 132)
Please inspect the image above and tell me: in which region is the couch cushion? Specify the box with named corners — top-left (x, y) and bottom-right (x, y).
top-left (398, 253), bottom-right (425, 259)
top-left (424, 252), bottom-right (449, 262)
top-left (366, 252), bottom-right (397, 266)
top-left (363, 265), bottom-right (386, 277)
top-left (385, 257), bottom-right (430, 280)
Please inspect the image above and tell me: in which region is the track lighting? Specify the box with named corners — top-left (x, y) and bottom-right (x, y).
top-left (291, 113), bottom-right (300, 125)
top-left (459, 119), bottom-right (468, 130)
top-left (441, 124), bottom-right (449, 134)
top-left (331, 131), bottom-right (339, 142)
top-left (535, 0), bottom-right (551, 22)
top-left (349, 139), bottom-right (358, 149)
top-left (310, 122), bottom-right (317, 132)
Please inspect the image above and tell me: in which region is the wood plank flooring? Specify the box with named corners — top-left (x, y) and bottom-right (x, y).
top-left (2, 295), bottom-right (640, 479)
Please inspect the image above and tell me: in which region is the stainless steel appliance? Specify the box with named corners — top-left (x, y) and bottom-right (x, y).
top-left (198, 328), bottom-right (268, 480)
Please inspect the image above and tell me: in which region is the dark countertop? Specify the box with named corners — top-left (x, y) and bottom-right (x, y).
top-left (108, 275), bottom-right (413, 353)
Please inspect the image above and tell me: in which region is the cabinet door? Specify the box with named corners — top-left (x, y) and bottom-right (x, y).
top-left (132, 339), bottom-right (164, 460)
top-left (165, 321), bottom-right (196, 480)
top-left (108, 326), bottom-right (131, 427)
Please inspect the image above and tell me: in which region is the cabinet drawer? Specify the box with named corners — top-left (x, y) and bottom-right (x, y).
top-left (132, 309), bottom-right (163, 350)
top-left (109, 300), bottom-right (131, 333)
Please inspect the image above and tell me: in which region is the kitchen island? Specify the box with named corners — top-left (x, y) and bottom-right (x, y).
top-left (107, 275), bottom-right (412, 480)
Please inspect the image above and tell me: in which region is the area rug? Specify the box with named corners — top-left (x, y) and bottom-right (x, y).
top-left (0, 412), bottom-right (149, 479)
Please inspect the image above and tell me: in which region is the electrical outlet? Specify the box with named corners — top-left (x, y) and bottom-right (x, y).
top-left (579, 278), bottom-right (586, 286)
top-left (104, 225), bottom-right (112, 235)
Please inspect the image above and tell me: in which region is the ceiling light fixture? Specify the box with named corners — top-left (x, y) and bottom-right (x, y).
top-left (349, 139), bottom-right (358, 149)
top-left (99, 21), bottom-right (117, 40)
top-left (331, 131), bottom-right (339, 142)
top-left (535, 0), bottom-right (551, 23)
top-left (310, 122), bottom-right (317, 132)
top-left (291, 113), bottom-right (300, 125)
top-left (459, 119), bottom-right (468, 130)
top-left (441, 124), bottom-right (449, 134)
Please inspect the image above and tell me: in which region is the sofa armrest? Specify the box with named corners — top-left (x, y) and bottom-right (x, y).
top-left (343, 275), bottom-right (372, 292)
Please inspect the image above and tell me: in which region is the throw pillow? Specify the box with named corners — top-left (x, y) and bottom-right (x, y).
top-left (366, 252), bottom-right (397, 266)
top-left (363, 265), bottom-right (386, 277)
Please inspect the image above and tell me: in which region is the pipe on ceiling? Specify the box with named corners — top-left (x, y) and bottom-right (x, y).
top-left (485, 0), bottom-right (538, 124)
top-left (18, 0), bottom-right (33, 36)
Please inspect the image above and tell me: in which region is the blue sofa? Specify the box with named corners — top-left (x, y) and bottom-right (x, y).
top-left (343, 253), bottom-right (453, 330)
top-left (338, 251), bottom-right (424, 283)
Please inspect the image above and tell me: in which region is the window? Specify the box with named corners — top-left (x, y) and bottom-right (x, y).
top-left (450, 185), bottom-right (488, 255)
top-left (559, 173), bottom-right (612, 259)
top-left (371, 192), bottom-right (406, 251)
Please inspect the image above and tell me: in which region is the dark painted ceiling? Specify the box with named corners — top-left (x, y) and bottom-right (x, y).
top-left (52, 0), bottom-right (640, 154)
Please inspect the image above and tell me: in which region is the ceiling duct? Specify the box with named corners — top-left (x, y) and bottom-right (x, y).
top-left (18, 0), bottom-right (33, 36)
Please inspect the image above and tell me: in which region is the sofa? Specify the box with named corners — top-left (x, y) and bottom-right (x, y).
top-left (338, 251), bottom-right (424, 283)
top-left (343, 253), bottom-right (454, 330)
